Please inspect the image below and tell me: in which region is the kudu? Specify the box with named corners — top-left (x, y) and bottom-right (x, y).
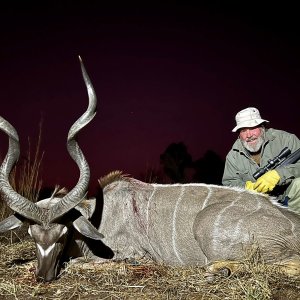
top-left (1, 58), bottom-right (300, 283)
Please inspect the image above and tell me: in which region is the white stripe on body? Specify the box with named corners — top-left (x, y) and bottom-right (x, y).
top-left (145, 185), bottom-right (161, 258)
top-left (172, 185), bottom-right (185, 264)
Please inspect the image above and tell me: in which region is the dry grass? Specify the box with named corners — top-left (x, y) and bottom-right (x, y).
top-left (0, 121), bottom-right (43, 242)
top-left (9, 120), bottom-right (44, 203)
top-left (0, 240), bottom-right (299, 300)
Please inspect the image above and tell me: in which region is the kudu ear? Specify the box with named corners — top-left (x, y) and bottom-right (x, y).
top-left (72, 216), bottom-right (104, 240)
top-left (0, 215), bottom-right (24, 232)
top-left (74, 197), bottom-right (96, 219)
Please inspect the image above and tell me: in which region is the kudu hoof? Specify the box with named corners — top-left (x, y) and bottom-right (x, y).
top-left (204, 267), bottom-right (231, 283)
top-left (204, 260), bottom-right (241, 282)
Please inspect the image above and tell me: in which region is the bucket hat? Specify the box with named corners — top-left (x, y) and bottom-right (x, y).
top-left (232, 107), bottom-right (269, 132)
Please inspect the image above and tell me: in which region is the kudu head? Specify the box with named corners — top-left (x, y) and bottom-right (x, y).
top-left (0, 57), bottom-right (104, 282)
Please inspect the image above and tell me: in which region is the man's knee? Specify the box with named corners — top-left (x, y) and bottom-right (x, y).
top-left (288, 177), bottom-right (300, 194)
top-left (291, 177), bottom-right (300, 186)
top-left (286, 177), bottom-right (300, 211)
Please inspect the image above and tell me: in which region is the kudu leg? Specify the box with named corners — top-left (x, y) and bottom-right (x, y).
top-left (204, 259), bottom-right (300, 282)
top-left (275, 259), bottom-right (300, 276)
top-left (204, 260), bottom-right (242, 282)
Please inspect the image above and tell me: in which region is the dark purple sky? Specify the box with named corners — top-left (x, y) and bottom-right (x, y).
top-left (1, 2), bottom-right (300, 193)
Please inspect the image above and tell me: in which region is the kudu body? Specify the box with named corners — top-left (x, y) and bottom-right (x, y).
top-left (1, 58), bottom-right (300, 282)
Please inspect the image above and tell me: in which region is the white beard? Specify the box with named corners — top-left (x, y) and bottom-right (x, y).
top-left (241, 129), bottom-right (265, 153)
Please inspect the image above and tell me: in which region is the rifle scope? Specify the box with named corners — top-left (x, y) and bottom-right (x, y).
top-left (253, 147), bottom-right (291, 180)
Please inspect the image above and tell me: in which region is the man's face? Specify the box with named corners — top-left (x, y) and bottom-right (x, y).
top-left (239, 126), bottom-right (265, 153)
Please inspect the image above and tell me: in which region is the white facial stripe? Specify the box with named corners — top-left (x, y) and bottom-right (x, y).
top-left (28, 227), bottom-right (32, 236)
top-left (37, 243), bottom-right (55, 257)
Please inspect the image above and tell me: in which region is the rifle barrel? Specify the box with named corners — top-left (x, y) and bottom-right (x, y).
top-left (279, 148), bottom-right (300, 167)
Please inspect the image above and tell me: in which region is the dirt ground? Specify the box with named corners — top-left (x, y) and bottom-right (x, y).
top-left (0, 239), bottom-right (300, 300)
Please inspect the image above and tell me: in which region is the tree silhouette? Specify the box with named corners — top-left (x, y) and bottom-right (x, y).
top-left (160, 143), bottom-right (225, 185)
top-left (160, 142), bottom-right (193, 183)
top-left (192, 150), bottom-right (225, 184)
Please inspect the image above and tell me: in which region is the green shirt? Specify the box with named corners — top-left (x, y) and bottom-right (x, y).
top-left (222, 128), bottom-right (300, 197)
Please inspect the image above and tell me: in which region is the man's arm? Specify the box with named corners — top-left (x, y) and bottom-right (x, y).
top-left (251, 132), bottom-right (300, 194)
top-left (276, 134), bottom-right (300, 185)
top-left (222, 153), bottom-right (246, 187)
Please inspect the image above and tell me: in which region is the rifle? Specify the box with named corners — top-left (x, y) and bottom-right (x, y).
top-left (253, 147), bottom-right (300, 180)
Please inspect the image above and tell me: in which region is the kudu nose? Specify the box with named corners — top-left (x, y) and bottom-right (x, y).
top-left (36, 274), bottom-right (55, 282)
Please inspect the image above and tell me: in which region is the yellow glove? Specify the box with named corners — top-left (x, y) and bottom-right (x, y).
top-left (245, 181), bottom-right (255, 191)
top-left (253, 170), bottom-right (280, 193)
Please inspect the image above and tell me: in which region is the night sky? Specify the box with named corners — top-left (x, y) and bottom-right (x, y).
top-left (1, 2), bottom-right (300, 193)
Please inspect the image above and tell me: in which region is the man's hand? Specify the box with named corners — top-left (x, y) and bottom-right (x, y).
top-left (253, 170), bottom-right (280, 193)
top-left (245, 181), bottom-right (255, 191)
